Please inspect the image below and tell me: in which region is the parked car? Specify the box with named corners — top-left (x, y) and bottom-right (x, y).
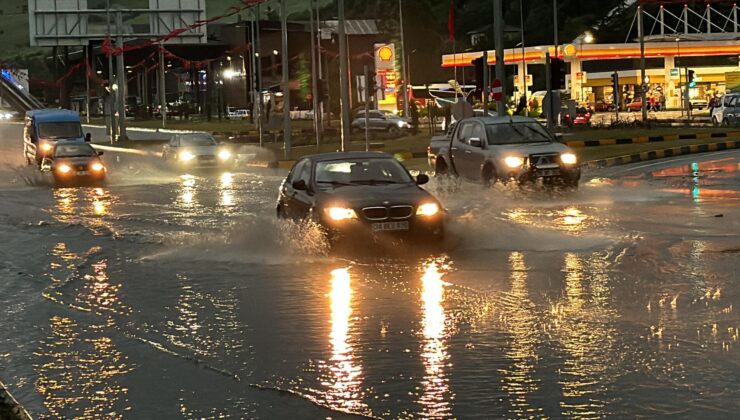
top-left (428, 116), bottom-right (580, 188)
top-left (712, 93), bottom-right (740, 126)
top-left (593, 100), bottom-right (617, 112)
top-left (40, 141), bottom-right (106, 185)
top-left (562, 107), bottom-right (592, 126)
top-left (689, 98), bottom-right (708, 110)
top-left (276, 151), bottom-right (445, 244)
top-left (227, 109), bottom-right (250, 119)
top-left (351, 110), bottom-right (411, 135)
top-left (161, 133), bottom-right (233, 169)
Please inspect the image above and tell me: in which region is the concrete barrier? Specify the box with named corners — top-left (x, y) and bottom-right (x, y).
top-left (566, 131), bottom-right (740, 148)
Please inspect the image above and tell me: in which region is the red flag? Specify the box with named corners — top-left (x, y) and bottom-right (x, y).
top-left (448, 0), bottom-right (455, 42)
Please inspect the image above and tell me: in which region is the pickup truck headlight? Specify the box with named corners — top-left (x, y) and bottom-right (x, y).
top-left (416, 202), bottom-right (440, 217)
top-left (218, 149), bottom-right (231, 161)
top-left (179, 151), bottom-right (195, 162)
top-left (504, 156), bottom-right (525, 168)
top-left (325, 207), bottom-right (358, 221)
top-left (40, 143), bottom-right (53, 152)
top-left (560, 153), bottom-right (578, 165)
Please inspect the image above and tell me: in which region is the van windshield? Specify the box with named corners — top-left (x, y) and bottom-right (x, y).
top-left (38, 122), bottom-right (82, 139)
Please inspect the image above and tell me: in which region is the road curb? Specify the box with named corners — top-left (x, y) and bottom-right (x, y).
top-left (584, 140), bottom-right (740, 169)
top-left (566, 131), bottom-right (740, 148)
top-left (1, 379), bottom-right (32, 420)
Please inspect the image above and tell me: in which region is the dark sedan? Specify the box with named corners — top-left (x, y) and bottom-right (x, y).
top-left (277, 152), bottom-right (445, 243)
top-left (42, 141), bottom-right (106, 185)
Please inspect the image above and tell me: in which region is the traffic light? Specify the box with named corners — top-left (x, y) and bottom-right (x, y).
top-left (368, 71), bottom-right (377, 98)
top-left (688, 70), bottom-right (696, 88)
top-left (472, 56), bottom-right (484, 93)
top-left (550, 57), bottom-right (566, 89)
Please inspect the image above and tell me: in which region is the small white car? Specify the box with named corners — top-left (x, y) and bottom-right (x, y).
top-left (712, 93), bottom-right (740, 126)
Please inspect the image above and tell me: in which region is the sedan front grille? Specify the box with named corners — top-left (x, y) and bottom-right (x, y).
top-left (362, 207), bottom-right (389, 221)
top-left (77, 164), bottom-right (87, 171)
top-left (389, 205), bottom-right (413, 220)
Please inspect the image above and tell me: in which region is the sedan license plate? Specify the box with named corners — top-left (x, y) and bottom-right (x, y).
top-left (372, 221), bottom-right (409, 232)
top-left (76, 170), bottom-right (89, 176)
top-left (537, 168), bottom-right (560, 177)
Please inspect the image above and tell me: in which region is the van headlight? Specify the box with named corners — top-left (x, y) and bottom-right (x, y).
top-left (560, 153), bottom-right (578, 165)
top-left (416, 202), bottom-right (440, 217)
top-left (504, 156), bottom-right (525, 168)
top-left (57, 164), bottom-right (72, 174)
top-left (325, 207), bottom-right (358, 221)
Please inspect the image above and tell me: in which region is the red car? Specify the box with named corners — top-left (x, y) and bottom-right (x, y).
top-left (563, 107), bottom-right (592, 126)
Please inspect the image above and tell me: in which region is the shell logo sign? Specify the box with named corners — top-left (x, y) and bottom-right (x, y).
top-left (375, 43), bottom-right (395, 70)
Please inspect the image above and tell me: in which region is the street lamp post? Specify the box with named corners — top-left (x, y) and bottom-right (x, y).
top-left (399, 0), bottom-right (409, 118)
top-left (519, 0), bottom-right (528, 116)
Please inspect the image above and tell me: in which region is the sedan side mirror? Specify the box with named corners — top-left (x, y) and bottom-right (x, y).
top-left (292, 179), bottom-right (308, 190)
top-left (416, 174), bottom-right (430, 185)
top-left (554, 133), bottom-right (564, 143)
top-left (98, 151), bottom-right (104, 156)
top-left (469, 137), bottom-right (482, 148)
top-left (85, 133), bottom-right (92, 142)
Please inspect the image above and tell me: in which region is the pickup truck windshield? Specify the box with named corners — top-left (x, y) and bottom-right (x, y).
top-left (315, 158), bottom-right (413, 188)
top-left (38, 122), bottom-right (82, 139)
top-left (485, 123), bottom-right (552, 145)
top-left (180, 134), bottom-right (217, 147)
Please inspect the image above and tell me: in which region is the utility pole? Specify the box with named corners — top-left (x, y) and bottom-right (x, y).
top-left (106, 0), bottom-right (116, 142)
top-left (116, 11), bottom-right (127, 142)
top-left (638, 5), bottom-right (648, 123)
top-left (545, 52), bottom-right (553, 129)
top-left (159, 44), bottom-right (166, 128)
top-left (315, 0), bottom-right (324, 134)
top-left (338, 0), bottom-right (351, 150)
top-left (399, 0), bottom-right (409, 118)
top-left (553, 0), bottom-right (559, 57)
top-left (482, 51), bottom-right (489, 111)
top-left (280, 0), bottom-right (291, 159)
top-left (493, 0), bottom-right (505, 116)
top-left (309, 0), bottom-right (321, 148)
top-left (255, 4), bottom-right (263, 147)
top-left (85, 43), bottom-right (91, 124)
top-left (519, 0), bottom-right (528, 116)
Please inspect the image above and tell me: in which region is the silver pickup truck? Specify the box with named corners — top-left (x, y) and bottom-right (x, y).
top-left (427, 116), bottom-right (580, 187)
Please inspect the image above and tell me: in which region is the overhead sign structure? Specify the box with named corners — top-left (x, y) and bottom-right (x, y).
top-left (28, 0), bottom-right (207, 46)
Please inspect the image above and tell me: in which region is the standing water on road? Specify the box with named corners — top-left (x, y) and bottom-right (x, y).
top-left (1, 123), bottom-right (739, 418)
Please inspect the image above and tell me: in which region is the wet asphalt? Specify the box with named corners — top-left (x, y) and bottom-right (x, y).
top-left (1, 123), bottom-right (739, 419)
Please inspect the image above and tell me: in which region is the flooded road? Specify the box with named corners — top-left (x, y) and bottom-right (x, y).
top-left (1, 123), bottom-right (739, 418)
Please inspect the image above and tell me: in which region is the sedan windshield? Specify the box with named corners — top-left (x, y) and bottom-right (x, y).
top-left (179, 134), bottom-right (217, 147)
top-left (38, 122), bottom-right (82, 139)
top-left (485, 122), bottom-right (552, 145)
top-left (315, 158), bottom-right (413, 187)
top-left (54, 144), bottom-right (97, 158)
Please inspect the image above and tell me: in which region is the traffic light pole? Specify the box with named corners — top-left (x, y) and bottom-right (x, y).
top-left (482, 51), bottom-right (489, 111)
top-left (545, 52), bottom-right (553, 129)
top-left (281, 0), bottom-right (291, 159)
top-left (685, 67), bottom-right (692, 120)
top-left (338, 0), bottom-right (351, 151)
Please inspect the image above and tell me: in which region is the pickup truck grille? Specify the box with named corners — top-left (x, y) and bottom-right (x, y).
top-left (363, 206), bottom-right (414, 221)
top-left (529, 153), bottom-right (560, 168)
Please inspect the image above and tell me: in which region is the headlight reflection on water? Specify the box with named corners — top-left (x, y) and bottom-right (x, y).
top-left (326, 267), bottom-right (367, 412)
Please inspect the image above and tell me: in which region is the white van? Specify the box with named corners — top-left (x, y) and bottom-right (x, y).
top-left (712, 93), bottom-right (740, 126)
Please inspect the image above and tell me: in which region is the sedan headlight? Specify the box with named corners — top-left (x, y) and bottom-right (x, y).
top-left (179, 151), bottom-right (195, 162)
top-left (91, 162), bottom-right (105, 172)
top-left (218, 149), bottom-right (231, 161)
top-left (325, 207), bottom-right (358, 221)
top-left (504, 156), bottom-right (525, 168)
top-left (40, 143), bottom-right (53, 152)
top-left (397, 120), bottom-right (407, 128)
top-left (560, 153), bottom-right (578, 165)
top-left (57, 164), bottom-right (72, 174)
top-left (416, 202), bottom-right (440, 217)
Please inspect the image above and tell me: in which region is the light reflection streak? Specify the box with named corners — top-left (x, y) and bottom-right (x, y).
top-left (179, 175), bottom-right (197, 208)
top-left (325, 268), bottom-right (366, 412)
top-left (500, 252), bottom-right (543, 418)
top-left (51, 188), bottom-right (117, 232)
top-left (419, 261), bottom-right (453, 418)
top-left (554, 252), bottom-right (616, 418)
top-left (35, 245), bottom-right (131, 418)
